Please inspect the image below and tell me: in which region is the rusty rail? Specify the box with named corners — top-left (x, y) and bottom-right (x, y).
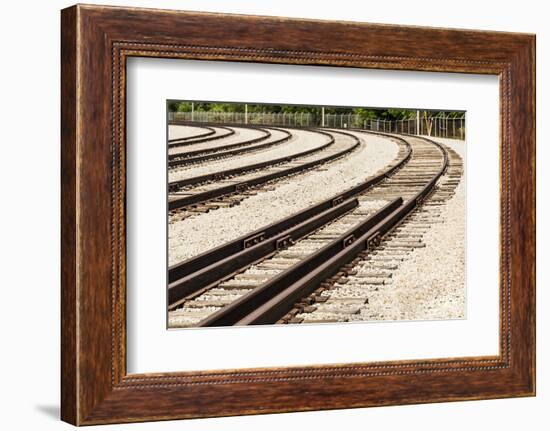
top-left (168, 124), bottom-right (235, 148)
top-left (196, 134), bottom-right (448, 326)
top-left (169, 126), bottom-right (271, 165)
top-left (168, 129), bottom-right (359, 211)
top-left (170, 127), bottom-right (292, 166)
top-left (168, 132), bottom-right (412, 283)
top-left (168, 125), bottom-right (216, 144)
top-left (168, 197), bottom-right (359, 309)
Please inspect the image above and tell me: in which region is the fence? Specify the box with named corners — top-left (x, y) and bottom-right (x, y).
top-left (168, 111), bottom-right (466, 140)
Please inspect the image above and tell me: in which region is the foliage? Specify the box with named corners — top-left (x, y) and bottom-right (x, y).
top-left (167, 101), bottom-right (463, 118)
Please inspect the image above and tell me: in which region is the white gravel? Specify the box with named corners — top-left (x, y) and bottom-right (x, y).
top-left (169, 128), bottom-right (326, 182)
top-left (168, 132), bottom-right (399, 265)
top-left (168, 125), bottom-right (210, 140)
top-left (168, 127), bottom-right (265, 156)
top-left (348, 138), bottom-right (466, 321)
top-left (421, 136), bottom-right (465, 159)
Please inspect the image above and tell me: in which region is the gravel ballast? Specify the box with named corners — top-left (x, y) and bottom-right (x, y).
top-left (168, 127), bottom-right (264, 156)
top-left (315, 137), bottom-right (466, 322)
top-left (168, 132), bottom-right (399, 265)
top-left (168, 125), bottom-right (210, 140)
top-left (168, 128), bottom-right (326, 182)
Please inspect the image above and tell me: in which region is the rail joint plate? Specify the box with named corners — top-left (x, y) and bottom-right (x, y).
top-left (276, 235), bottom-right (294, 250)
top-left (366, 232), bottom-right (382, 249)
top-left (332, 196), bottom-right (344, 206)
top-left (243, 232), bottom-right (266, 248)
top-left (343, 234), bottom-right (356, 248)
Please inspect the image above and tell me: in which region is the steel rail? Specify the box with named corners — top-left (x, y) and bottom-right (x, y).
top-left (197, 198), bottom-right (403, 327)
top-left (168, 129), bottom-right (360, 211)
top-left (167, 131), bottom-right (412, 285)
top-left (197, 134), bottom-right (448, 327)
top-left (168, 127), bottom-right (292, 167)
top-left (168, 124), bottom-right (235, 148)
top-left (168, 197), bottom-right (359, 309)
top-left (168, 125), bottom-right (216, 143)
top-left (169, 127), bottom-right (272, 166)
top-left (168, 128), bottom-right (333, 191)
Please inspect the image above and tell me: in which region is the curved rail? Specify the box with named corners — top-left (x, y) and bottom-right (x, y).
top-left (168, 124), bottom-right (235, 148)
top-left (169, 127), bottom-right (292, 167)
top-left (168, 129), bottom-right (360, 211)
top-left (168, 125), bottom-right (216, 143)
top-left (169, 129), bottom-right (332, 190)
top-left (167, 133), bottom-right (412, 308)
top-left (168, 197), bottom-right (360, 308)
top-left (169, 127), bottom-right (272, 166)
top-left (192, 134), bottom-right (448, 326)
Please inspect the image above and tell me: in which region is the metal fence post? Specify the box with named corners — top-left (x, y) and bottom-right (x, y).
top-left (453, 118), bottom-right (456, 138)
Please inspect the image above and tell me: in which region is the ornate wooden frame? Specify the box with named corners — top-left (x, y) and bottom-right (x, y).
top-left (61, 4), bottom-right (536, 425)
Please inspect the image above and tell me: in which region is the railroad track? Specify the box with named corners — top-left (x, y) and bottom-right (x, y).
top-left (168, 126), bottom-right (265, 162)
top-left (168, 131), bottom-right (441, 325)
top-left (167, 133), bottom-right (410, 302)
top-left (168, 126), bottom-right (292, 168)
top-left (168, 132), bottom-right (462, 328)
top-left (168, 124), bottom-right (235, 148)
top-left (279, 143), bottom-right (463, 324)
top-left (167, 128), bottom-right (361, 216)
top-left (168, 124), bottom-right (216, 144)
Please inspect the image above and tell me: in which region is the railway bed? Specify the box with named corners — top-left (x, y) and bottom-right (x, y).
top-left (168, 126), bottom-right (267, 159)
top-left (168, 125), bottom-right (216, 143)
top-left (169, 127), bottom-right (293, 168)
top-left (167, 128), bottom-right (361, 216)
top-left (287, 145), bottom-right (463, 324)
top-left (168, 132), bottom-right (462, 328)
top-left (168, 124), bottom-right (235, 148)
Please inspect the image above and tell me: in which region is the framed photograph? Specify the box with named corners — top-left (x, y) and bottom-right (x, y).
top-left (61, 4), bottom-right (535, 425)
